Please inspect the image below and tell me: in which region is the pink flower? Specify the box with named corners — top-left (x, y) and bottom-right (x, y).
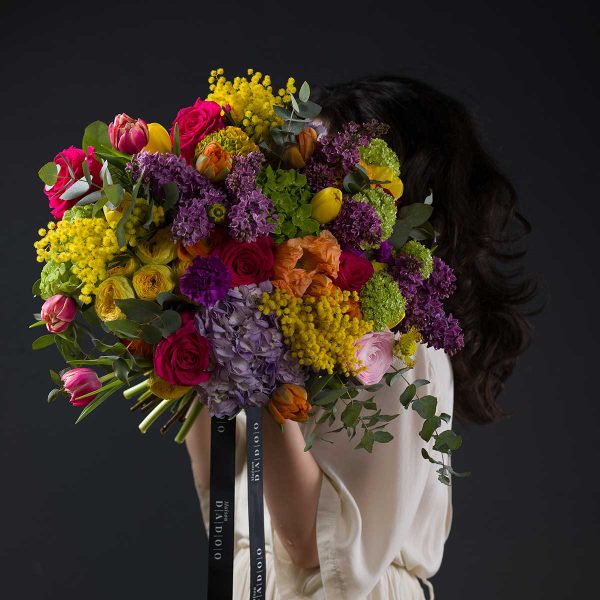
top-left (43, 146), bottom-right (103, 219)
top-left (61, 368), bottom-right (102, 407)
top-left (333, 250), bottom-right (374, 292)
top-left (170, 99), bottom-right (225, 164)
top-left (354, 331), bottom-right (395, 386)
top-left (40, 294), bottom-right (77, 333)
top-left (108, 113), bottom-right (149, 154)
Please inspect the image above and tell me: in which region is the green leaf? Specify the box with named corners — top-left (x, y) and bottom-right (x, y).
top-left (298, 81), bottom-right (310, 103)
top-left (75, 381), bottom-right (123, 424)
top-left (115, 178), bottom-right (140, 247)
top-left (81, 159), bottom-right (93, 186)
top-left (141, 324), bottom-right (163, 345)
top-left (304, 430), bottom-right (317, 452)
top-left (29, 320), bottom-right (46, 329)
top-left (313, 387), bottom-right (348, 406)
top-left (412, 395), bottom-right (437, 419)
top-left (373, 431), bottom-right (394, 444)
top-left (60, 179), bottom-right (89, 201)
top-left (172, 123), bottom-right (180, 157)
top-left (32, 334), bottom-right (55, 350)
top-left (290, 94), bottom-right (300, 113)
top-left (104, 183), bottom-right (124, 209)
top-left (273, 105), bottom-right (292, 120)
top-left (413, 379), bottom-right (430, 388)
top-left (295, 99), bottom-right (321, 120)
top-left (82, 121), bottom-right (111, 153)
top-left (440, 412), bottom-right (452, 423)
top-left (156, 291), bottom-right (185, 307)
top-left (38, 162), bottom-right (58, 186)
top-left (67, 357), bottom-right (116, 366)
top-left (433, 430), bottom-right (463, 453)
top-left (47, 388), bottom-right (63, 403)
top-left (158, 310), bottom-right (182, 336)
top-left (49, 369), bottom-right (62, 386)
top-left (112, 358), bottom-right (130, 384)
top-left (399, 384), bottom-right (416, 407)
top-left (76, 190), bottom-right (103, 206)
top-left (341, 401), bottom-right (362, 427)
top-left (355, 429), bottom-right (374, 452)
top-left (419, 415), bottom-right (442, 442)
top-left (104, 319), bottom-right (142, 339)
top-left (307, 372), bottom-right (334, 400)
top-left (398, 202), bottom-right (434, 227)
top-left (162, 182), bottom-right (180, 211)
top-left (115, 298), bottom-right (162, 322)
top-left (421, 448), bottom-right (444, 466)
top-left (32, 279), bottom-right (42, 297)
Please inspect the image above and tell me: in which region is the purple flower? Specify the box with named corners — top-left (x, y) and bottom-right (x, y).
top-left (423, 256), bottom-right (457, 300)
top-left (225, 151), bottom-right (265, 197)
top-left (304, 160), bottom-right (338, 191)
top-left (388, 253), bottom-right (424, 301)
top-left (228, 190), bottom-right (277, 242)
top-left (194, 282), bottom-right (305, 418)
top-left (179, 256), bottom-right (231, 306)
top-left (328, 199), bottom-right (382, 248)
top-left (375, 240), bottom-right (394, 263)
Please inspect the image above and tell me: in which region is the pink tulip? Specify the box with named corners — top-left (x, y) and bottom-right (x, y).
top-left (108, 113), bottom-right (149, 155)
top-left (40, 294), bottom-right (77, 333)
top-left (61, 368), bottom-right (102, 407)
top-left (354, 331), bottom-right (395, 386)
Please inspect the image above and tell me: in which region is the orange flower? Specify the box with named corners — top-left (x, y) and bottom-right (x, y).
top-left (346, 297), bottom-right (363, 320)
top-left (273, 230), bottom-right (341, 297)
top-left (122, 338), bottom-right (153, 358)
top-left (268, 384), bottom-right (311, 425)
top-left (282, 127), bottom-right (318, 169)
top-left (195, 141), bottom-right (232, 182)
top-left (176, 228), bottom-right (228, 261)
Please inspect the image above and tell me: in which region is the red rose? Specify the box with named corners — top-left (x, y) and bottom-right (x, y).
top-left (153, 315), bottom-right (211, 386)
top-left (333, 250), bottom-right (374, 292)
top-left (44, 146), bottom-right (103, 219)
top-left (213, 237), bottom-right (275, 287)
top-left (170, 99), bottom-right (225, 164)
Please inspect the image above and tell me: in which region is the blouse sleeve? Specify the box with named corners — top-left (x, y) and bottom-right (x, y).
top-left (271, 344), bottom-right (454, 599)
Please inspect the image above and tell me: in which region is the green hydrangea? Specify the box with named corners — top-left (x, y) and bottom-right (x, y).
top-left (402, 240), bottom-right (433, 278)
top-left (360, 272), bottom-right (406, 331)
top-left (359, 138), bottom-right (400, 177)
top-left (39, 260), bottom-right (81, 299)
top-left (257, 166), bottom-right (320, 241)
top-left (63, 204), bottom-right (95, 222)
top-left (353, 187), bottom-right (397, 242)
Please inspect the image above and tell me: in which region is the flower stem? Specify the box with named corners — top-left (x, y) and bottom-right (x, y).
top-left (174, 398), bottom-right (203, 444)
top-left (123, 378), bottom-right (150, 399)
top-left (99, 373), bottom-right (115, 383)
top-left (138, 398), bottom-right (174, 434)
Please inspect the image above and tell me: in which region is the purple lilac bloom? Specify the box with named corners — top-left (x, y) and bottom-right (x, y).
top-left (225, 151), bottom-right (265, 197)
top-left (179, 256), bottom-right (231, 306)
top-left (422, 256), bottom-right (457, 300)
top-left (387, 253), bottom-right (424, 301)
top-left (375, 240), bottom-right (394, 263)
top-left (194, 281), bottom-right (305, 418)
top-left (304, 159), bottom-right (338, 191)
top-left (228, 190), bottom-right (277, 242)
top-left (328, 199), bottom-right (382, 248)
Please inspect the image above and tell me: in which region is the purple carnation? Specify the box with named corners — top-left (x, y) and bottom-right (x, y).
top-left (225, 151), bottom-right (265, 197)
top-left (194, 282), bottom-right (305, 418)
top-left (179, 256), bottom-right (231, 306)
top-left (328, 199), bottom-right (382, 248)
top-left (228, 190), bottom-right (277, 242)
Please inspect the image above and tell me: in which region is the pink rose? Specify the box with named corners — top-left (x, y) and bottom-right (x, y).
top-left (154, 314), bottom-right (211, 386)
top-left (41, 294), bottom-right (77, 333)
top-left (354, 331), bottom-right (395, 386)
top-left (170, 99), bottom-right (225, 164)
top-left (61, 368), bottom-right (102, 407)
top-left (334, 250), bottom-right (374, 292)
top-left (44, 146), bottom-right (103, 219)
top-left (108, 113), bottom-right (149, 154)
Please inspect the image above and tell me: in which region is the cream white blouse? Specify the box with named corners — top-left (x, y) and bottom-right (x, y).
top-left (198, 343), bottom-right (454, 599)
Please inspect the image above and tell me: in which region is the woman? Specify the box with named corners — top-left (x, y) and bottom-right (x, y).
top-left (185, 75), bottom-right (537, 599)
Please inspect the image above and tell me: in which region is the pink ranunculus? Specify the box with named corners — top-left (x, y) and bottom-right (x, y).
top-left (108, 113), bottom-right (149, 154)
top-left (170, 99), bottom-right (225, 164)
top-left (153, 314), bottom-right (211, 386)
top-left (61, 368), bottom-right (102, 407)
top-left (44, 146), bottom-right (103, 219)
top-left (354, 331), bottom-right (395, 386)
top-left (40, 294), bottom-right (77, 333)
top-left (333, 250), bottom-right (375, 292)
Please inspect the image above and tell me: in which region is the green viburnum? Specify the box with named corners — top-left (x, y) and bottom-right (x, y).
top-left (257, 166), bottom-right (320, 241)
top-left (360, 272), bottom-right (406, 331)
top-left (39, 260), bottom-right (82, 299)
top-left (353, 187), bottom-right (397, 242)
top-left (63, 205), bottom-right (95, 222)
top-left (359, 138), bottom-right (400, 176)
top-left (401, 240), bottom-right (434, 278)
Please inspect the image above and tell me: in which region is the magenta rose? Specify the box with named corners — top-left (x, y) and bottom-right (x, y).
top-left (44, 146), bottom-right (103, 219)
top-left (154, 314), bottom-right (211, 386)
top-left (334, 250), bottom-right (375, 292)
top-left (41, 294), bottom-right (77, 333)
top-left (170, 99), bottom-right (225, 164)
top-left (213, 236), bottom-right (275, 287)
top-left (61, 368), bottom-right (102, 407)
top-left (354, 331), bottom-right (395, 386)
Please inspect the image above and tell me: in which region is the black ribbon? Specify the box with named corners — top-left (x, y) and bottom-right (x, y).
top-left (207, 415), bottom-right (236, 600)
top-left (245, 407), bottom-right (266, 600)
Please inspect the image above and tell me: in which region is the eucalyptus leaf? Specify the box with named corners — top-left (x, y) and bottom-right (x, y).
top-left (373, 431), bottom-right (394, 444)
top-left (82, 120), bottom-right (110, 153)
top-left (298, 81), bottom-right (310, 103)
top-left (38, 162), bottom-right (59, 186)
top-left (290, 94), bottom-right (300, 113)
top-left (115, 298), bottom-right (162, 322)
top-left (419, 415), bottom-right (442, 442)
top-left (32, 334), bottom-right (55, 350)
top-left (76, 190), bottom-right (103, 206)
top-left (341, 401), bottom-right (362, 427)
top-left (433, 430), bottom-right (463, 453)
top-left (48, 388), bottom-right (63, 403)
top-left (104, 183), bottom-right (124, 209)
top-left (159, 310), bottom-right (182, 335)
top-left (399, 383), bottom-right (416, 407)
top-left (355, 429), bottom-right (374, 452)
top-left (295, 99), bottom-right (321, 119)
top-left (59, 179), bottom-right (90, 201)
top-left (412, 395), bottom-right (437, 419)
top-left (112, 358), bottom-right (130, 384)
top-left (104, 319), bottom-right (142, 339)
top-left (141, 324), bottom-right (163, 345)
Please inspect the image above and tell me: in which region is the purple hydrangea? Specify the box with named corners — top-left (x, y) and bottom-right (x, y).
top-left (328, 199), bottom-right (382, 248)
top-left (228, 190), bottom-right (277, 242)
top-left (225, 151), bottom-right (265, 197)
top-left (194, 282), bottom-right (306, 418)
top-left (179, 256), bottom-right (231, 306)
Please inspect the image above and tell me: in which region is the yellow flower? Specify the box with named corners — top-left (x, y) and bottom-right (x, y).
top-left (104, 194), bottom-right (165, 246)
top-left (149, 373), bottom-right (191, 400)
top-left (142, 123), bottom-right (172, 154)
top-left (107, 255), bottom-right (139, 277)
top-left (394, 327), bottom-right (422, 368)
top-left (132, 264), bottom-right (175, 300)
top-left (95, 276), bottom-right (135, 321)
top-left (134, 228), bottom-right (178, 265)
top-left (310, 187), bottom-right (343, 224)
top-left (360, 162), bottom-right (404, 200)
top-left (195, 126), bottom-right (258, 156)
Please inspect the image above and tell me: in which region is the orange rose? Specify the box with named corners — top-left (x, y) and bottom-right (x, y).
top-left (268, 384), bottom-right (311, 425)
top-left (273, 230), bottom-right (341, 297)
top-left (195, 142), bottom-right (232, 182)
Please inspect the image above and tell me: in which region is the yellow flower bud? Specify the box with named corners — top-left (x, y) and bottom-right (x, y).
top-left (142, 123), bottom-right (172, 154)
top-left (95, 276), bottom-right (135, 322)
top-left (132, 264), bottom-right (175, 300)
top-left (134, 228), bottom-right (178, 265)
top-left (310, 187), bottom-right (343, 224)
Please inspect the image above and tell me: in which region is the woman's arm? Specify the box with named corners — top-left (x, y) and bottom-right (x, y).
top-left (185, 405), bottom-right (322, 570)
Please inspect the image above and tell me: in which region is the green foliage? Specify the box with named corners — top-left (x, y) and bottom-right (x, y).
top-left (388, 202), bottom-right (434, 249)
top-left (82, 121), bottom-right (111, 153)
top-left (38, 162), bottom-right (58, 186)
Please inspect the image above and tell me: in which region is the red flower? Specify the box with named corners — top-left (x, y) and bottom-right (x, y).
top-left (61, 368), bottom-right (102, 407)
top-left (213, 236), bottom-right (275, 287)
top-left (153, 314), bottom-right (211, 386)
top-left (170, 99), bottom-right (225, 164)
top-left (333, 250), bottom-right (374, 292)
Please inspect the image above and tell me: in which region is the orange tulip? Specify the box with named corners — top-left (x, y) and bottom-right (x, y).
top-left (282, 127), bottom-right (317, 168)
top-left (195, 142), bottom-right (232, 182)
top-left (268, 384), bottom-right (311, 425)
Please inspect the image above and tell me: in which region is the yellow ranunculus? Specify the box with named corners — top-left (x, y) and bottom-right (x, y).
top-left (361, 162), bottom-right (404, 200)
top-left (142, 123), bottom-right (172, 154)
top-left (172, 259), bottom-right (192, 280)
top-left (107, 255), bottom-right (139, 277)
top-left (134, 228), bottom-right (178, 265)
top-left (132, 264), bottom-right (175, 300)
top-left (94, 276), bottom-right (135, 321)
top-left (310, 187), bottom-right (343, 224)
top-left (149, 373), bottom-right (191, 400)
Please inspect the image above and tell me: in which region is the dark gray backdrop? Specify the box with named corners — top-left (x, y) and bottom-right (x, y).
top-left (1, 1), bottom-right (598, 598)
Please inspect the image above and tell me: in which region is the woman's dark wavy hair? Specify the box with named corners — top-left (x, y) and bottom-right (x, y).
top-left (314, 75), bottom-right (538, 424)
